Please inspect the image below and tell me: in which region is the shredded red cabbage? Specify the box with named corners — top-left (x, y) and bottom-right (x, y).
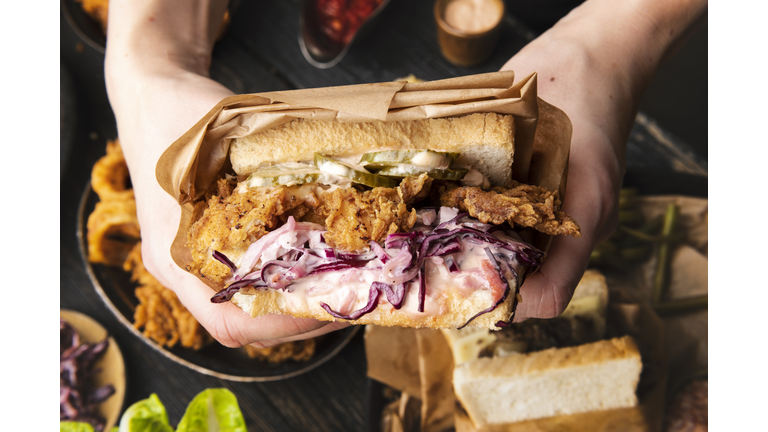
top-left (210, 208), bottom-right (543, 324)
top-left (374, 281), bottom-right (406, 309)
top-left (60, 319), bottom-right (115, 431)
top-left (212, 250), bottom-right (236, 272)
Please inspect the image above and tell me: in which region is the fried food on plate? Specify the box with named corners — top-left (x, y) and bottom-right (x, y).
top-left (86, 194), bottom-right (140, 265)
top-left (243, 339), bottom-right (316, 364)
top-left (124, 243), bottom-right (213, 350)
top-left (91, 139), bottom-right (133, 202)
top-left (88, 140), bottom-right (211, 350)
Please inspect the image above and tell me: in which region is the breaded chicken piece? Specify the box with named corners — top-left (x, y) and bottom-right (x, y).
top-left (186, 175), bottom-right (433, 282)
top-left (439, 181), bottom-right (581, 237)
top-left (319, 174), bottom-right (431, 252)
top-left (186, 179), bottom-right (318, 284)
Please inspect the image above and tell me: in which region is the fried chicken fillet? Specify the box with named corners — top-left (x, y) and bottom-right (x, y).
top-left (439, 181), bottom-right (581, 237)
top-left (186, 174), bottom-right (579, 286)
top-left (186, 174), bottom-right (433, 284)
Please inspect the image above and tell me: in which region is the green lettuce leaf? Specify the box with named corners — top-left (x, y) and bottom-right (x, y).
top-left (175, 389), bottom-right (247, 432)
top-left (118, 393), bottom-right (174, 432)
top-left (59, 421), bottom-right (95, 432)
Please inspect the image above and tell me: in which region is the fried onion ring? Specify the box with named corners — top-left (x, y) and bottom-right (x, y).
top-left (86, 197), bottom-right (140, 265)
top-left (91, 139), bottom-right (133, 202)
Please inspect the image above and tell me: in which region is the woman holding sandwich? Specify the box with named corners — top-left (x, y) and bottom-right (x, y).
top-left (104, 0), bottom-right (707, 348)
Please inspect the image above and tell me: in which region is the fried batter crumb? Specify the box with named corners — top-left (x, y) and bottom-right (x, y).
top-left (439, 181), bottom-right (581, 237)
top-left (186, 174), bottom-right (433, 282)
top-left (243, 339), bottom-right (316, 364)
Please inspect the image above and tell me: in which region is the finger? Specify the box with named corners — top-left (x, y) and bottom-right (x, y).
top-left (513, 233), bottom-right (593, 321)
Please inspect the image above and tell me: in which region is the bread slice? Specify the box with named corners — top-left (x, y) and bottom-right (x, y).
top-left (229, 272), bottom-right (519, 331)
top-left (453, 335), bottom-right (642, 426)
top-left (229, 112), bottom-right (516, 187)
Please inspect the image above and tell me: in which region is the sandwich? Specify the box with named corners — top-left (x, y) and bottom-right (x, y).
top-left (183, 112), bottom-right (581, 330)
top-left (444, 270), bottom-right (644, 428)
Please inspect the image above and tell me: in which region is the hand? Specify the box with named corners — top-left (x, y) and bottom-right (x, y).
top-left (501, 0), bottom-right (707, 320)
top-left (105, 0), bottom-right (349, 348)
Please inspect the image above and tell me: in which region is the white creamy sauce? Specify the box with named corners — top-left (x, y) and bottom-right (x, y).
top-left (444, 0), bottom-right (502, 34)
top-left (460, 168), bottom-right (491, 188)
top-left (410, 151), bottom-right (450, 168)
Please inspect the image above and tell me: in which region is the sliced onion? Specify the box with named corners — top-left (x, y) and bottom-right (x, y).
top-left (417, 208), bottom-right (438, 226)
top-left (370, 241), bottom-right (390, 263)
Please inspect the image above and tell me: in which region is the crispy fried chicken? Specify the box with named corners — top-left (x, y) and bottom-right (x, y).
top-left (186, 175), bottom-right (432, 283)
top-left (439, 181), bottom-right (581, 237)
top-left (186, 174), bottom-right (579, 284)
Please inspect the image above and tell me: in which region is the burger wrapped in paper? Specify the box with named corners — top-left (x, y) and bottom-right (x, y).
top-left (156, 71), bottom-right (578, 330)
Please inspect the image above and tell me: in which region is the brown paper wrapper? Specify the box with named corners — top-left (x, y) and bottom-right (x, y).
top-left (154, 71), bottom-right (573, 286)
top-left (366, 301), bottom-right (667, 432)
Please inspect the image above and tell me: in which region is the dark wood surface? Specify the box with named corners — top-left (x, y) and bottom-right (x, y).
top-left (60, 1), bottom-right (707, 431)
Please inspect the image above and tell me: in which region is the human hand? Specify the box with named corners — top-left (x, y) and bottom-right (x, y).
top-left (104, 0), bottom-right (349, 348)
top-left (501, 0), bottom-right (707, 320)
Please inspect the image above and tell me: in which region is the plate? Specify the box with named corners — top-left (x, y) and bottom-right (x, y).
top-left (76, 183), bottom-right (360, 381)
top-left (60, 309), bottom-right (126, 431)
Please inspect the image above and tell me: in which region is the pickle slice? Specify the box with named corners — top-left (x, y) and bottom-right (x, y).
top-left (376, 164), bottom-right (468, 181)
top-left (314, 154), bottom-right (399, 188)
top-left (360, 150), bottom-right (460, 170)
top-left (245, 163), bottom-right (327, 188)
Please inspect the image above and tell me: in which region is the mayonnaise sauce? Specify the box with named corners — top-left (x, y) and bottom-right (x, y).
top-left (444, 0), bottom-right (502, 34)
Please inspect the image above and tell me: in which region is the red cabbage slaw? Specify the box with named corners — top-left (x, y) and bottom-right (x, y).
top-left (60, 319), bottom-right (115, 431)
top-left (211, 207), bottom-right (544, 327)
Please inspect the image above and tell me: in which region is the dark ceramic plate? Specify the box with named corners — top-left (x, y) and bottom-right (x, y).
top-left (61, 0), bottom-right (106, 54)
top-left (77, 183), bottom-right (359, 381)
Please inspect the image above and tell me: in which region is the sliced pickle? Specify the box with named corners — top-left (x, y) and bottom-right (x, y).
top-left (245, 163), bottom-right (327, 188)
top-left (376, 164), bottom-right (468, 181)
top-left (314, 153), bottom-right (399, 188)
top-left (360, 149), bottom-right (460, 170)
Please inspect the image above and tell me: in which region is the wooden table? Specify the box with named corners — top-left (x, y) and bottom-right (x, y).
top-left (60, 1), bottom-right (707, 431)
